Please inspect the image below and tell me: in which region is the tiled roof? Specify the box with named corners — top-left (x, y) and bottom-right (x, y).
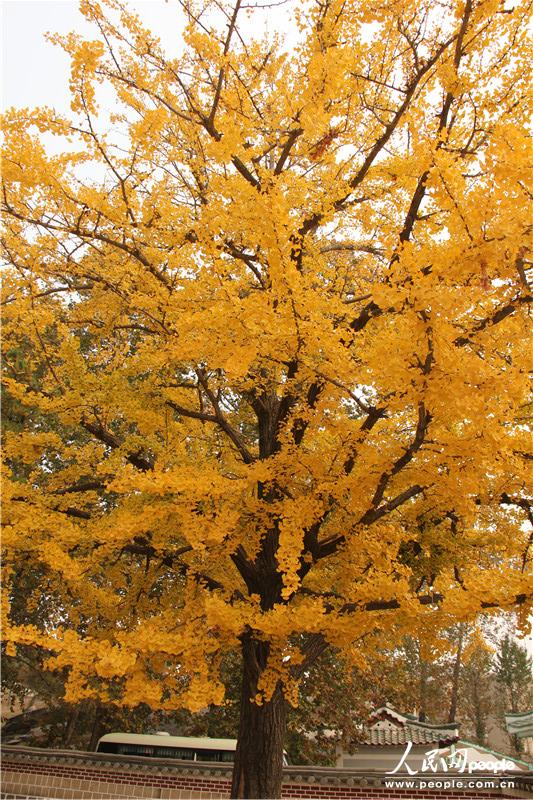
top-left (364, 706), bottom-right (459, 746)
top-left (505, 711), bottom-right (533, 738)
top-left (368, 707), bottom-right (407, 725)
top-left (365, 725), bottom-right (457, 746)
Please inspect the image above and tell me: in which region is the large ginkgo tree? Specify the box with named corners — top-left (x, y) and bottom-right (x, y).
top-left (2, 0), bottom-right (532, 795)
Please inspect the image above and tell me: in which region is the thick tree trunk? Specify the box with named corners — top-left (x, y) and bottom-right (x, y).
top-left (231, 636), bottom-right (288, 799)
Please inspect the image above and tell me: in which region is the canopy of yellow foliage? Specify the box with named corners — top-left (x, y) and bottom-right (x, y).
top-left (1, 0), bottom-right (532, 711)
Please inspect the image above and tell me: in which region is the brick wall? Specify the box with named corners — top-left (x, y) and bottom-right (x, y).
top-left (1, 746), bottom-right (531, 800)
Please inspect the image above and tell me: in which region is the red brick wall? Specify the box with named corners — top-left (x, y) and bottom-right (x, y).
top-left (1, 746), bottom-right (529, 799)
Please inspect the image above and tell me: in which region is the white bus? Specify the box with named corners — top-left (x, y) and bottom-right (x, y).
top-left (96, 732), bottom-right (289, 764)
top-left (96, 732), bottom-right (237, 763)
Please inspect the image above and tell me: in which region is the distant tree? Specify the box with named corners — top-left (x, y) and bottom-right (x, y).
top-left (494, 635), bottom-right (533, 714)
top-left (446, 623), bottom-right (468, 724)
top-left (459, 644), bottom-right (493, 745)
top-left (493, 635), bottom-right (533, 753)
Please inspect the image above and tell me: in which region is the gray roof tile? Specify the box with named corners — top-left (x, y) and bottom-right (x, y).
top-left (365, 725), bottom-right (456, 746)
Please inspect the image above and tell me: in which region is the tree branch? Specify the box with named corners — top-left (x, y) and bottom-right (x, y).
top-left (167, 384), bottom-right (255, 465)
top-left (274, 127), bottom-right (303, 175)
top-left (81, 419), bottom-right (154, 472)
top-left (365, 402), bottom-right (430, 513)
top-left (454, 294), bottom-right (532, 346)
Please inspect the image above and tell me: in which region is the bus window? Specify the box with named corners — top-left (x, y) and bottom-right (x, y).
top-left (195, 749), bottom-right (226, 762)
top-left (117, 744), bottom-right (154, 756)
top-left (96, 742), bottom-right (117, 754)
top-left (156, 747), bottom-right (195, 760)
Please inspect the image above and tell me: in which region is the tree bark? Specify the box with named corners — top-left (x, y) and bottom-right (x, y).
top-left (231, 635), bottom-right (288, 799)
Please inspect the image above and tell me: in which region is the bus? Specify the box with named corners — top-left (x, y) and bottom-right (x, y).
top-left (96, 732), bottom-right (289, 764)
top-left (95, 732), bottom-right (237, 763)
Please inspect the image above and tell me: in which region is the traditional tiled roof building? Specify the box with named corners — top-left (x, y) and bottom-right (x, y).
top-left (505, 711), bottom-right (533, 757)
top-left (336, 705), bottom-right (531, 773)
top-left (364, 706), bottom-right (459, 747)
top-left (336, 705), bottom-right (459, 771)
